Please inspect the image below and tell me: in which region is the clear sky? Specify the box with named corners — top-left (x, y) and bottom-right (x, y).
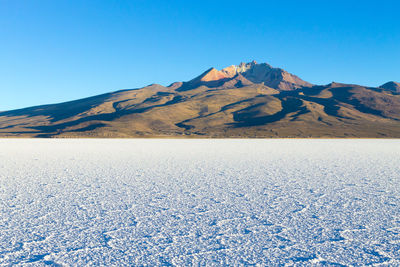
top-left (1, 0), bottom-right (399, 111)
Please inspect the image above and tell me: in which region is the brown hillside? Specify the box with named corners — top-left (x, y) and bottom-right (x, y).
top-left (1, 62), bottom-right (399, 138)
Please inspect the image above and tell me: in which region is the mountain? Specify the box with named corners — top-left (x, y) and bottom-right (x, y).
top-left (380, 81), bottom-right (400, 93)
top-left (1, 61), bottom-right (400, 138)
top-left (176, 61), bottom-right (312, 91)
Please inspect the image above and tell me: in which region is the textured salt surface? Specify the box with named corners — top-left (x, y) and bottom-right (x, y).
top-left (0, 139), bottom-right (399, 266)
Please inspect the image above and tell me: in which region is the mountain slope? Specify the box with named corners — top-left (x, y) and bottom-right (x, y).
top-left (224, 61), bottom-right (313, 90)
top-left (1, 62), bottom-right (399, 138)
top-left (176, 61), bottom-right (312, 91)
top-left (380, 81), bottom-right (400, 93)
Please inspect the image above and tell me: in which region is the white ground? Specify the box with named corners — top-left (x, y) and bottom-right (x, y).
top-left (0, 139), bottom-right (399, 266)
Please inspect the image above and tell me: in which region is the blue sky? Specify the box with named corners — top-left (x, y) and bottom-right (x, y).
top-left (1, 0), bottom-right (399, 111)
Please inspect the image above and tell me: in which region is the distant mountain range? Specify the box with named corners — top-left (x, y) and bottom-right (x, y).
top-left (1, 61), bottom-right (399, 138)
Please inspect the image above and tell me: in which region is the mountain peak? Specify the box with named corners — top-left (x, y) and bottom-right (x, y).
top-left (177, 61), bottom-right (311, 91)
top-left (380, 81), bottom-right (400, 93)
top-left (199, 67), bottom-right (229, 82)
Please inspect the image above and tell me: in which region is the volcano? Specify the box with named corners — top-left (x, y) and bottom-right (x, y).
top-left (1, 61), bottom-right (399, 138)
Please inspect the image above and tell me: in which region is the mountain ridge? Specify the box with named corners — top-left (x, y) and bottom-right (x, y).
top-left (1, 61), bottom-right (399, 138)
top-left (175, 61), bottom-right (312, 91)
top-left (380, 81), bottom-right (400, 93)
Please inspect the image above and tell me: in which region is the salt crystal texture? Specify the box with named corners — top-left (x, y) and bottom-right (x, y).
top-left (0, 139), bottom-right (399, 265)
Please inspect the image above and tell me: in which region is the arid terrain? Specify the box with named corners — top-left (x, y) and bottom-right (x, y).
top-left (1, 61), bottom-right (399, 138)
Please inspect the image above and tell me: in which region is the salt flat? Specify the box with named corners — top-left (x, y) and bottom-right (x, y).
top-left (0, 139), bottom-right (399, 266)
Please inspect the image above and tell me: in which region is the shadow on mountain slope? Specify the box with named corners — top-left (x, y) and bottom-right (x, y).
top-left (231, 97), bottom-right (308, 127)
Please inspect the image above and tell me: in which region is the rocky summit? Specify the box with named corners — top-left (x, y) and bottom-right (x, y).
top-left (0, 61), bottom-right (399, 138)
